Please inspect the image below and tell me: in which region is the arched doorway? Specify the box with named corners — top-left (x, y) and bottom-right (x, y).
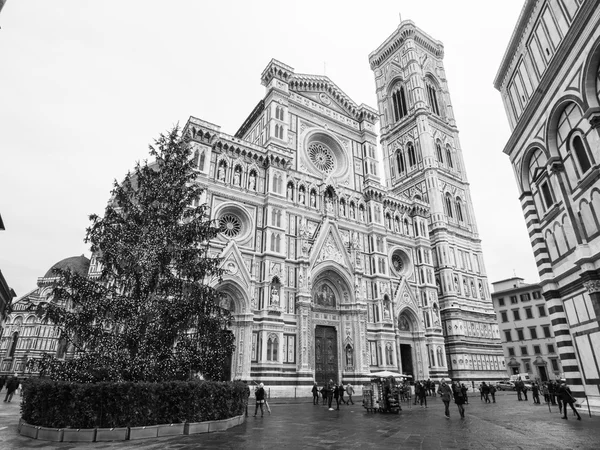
top-left (397, 309), bottom-right (422, 379)
top-left (310, 268), bottom-right (350, 383)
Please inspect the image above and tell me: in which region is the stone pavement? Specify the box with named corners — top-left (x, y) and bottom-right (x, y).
top-left (1, 391), bottom-right (599, 449)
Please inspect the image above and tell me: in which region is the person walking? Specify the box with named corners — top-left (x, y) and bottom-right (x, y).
top-left (558, 380), bottom-right (581, 420)
top-left (532, 382), bottom-right (540, 404)
top-left (522, 382), bottom-right (528, 401)
top-left (339, 382), bottom-right (347, 405)
top-left (489, 383), bottom-right (497, 403)
top-left (312, 382), bottom-right (319, 405)
top-left (320, 384), bottom-right (327, 405)
top-left (481, 382), bottom-right (491, 403)
top-left (346, 383), bottom-right (355, 405)
top-left (418, 382), bottom-right (428, 408)
top-left (0, 376), bottom-right (6, 393)
top-left (326, 379), bottom-right (335, 410)
top-left (461, 383), bottom-right (470, 404)
top-left (479, 383), bottom-right (485, 401)
top-left (333, 383), bottom-right (341, 410)
top-left (438, 378), bottom-right (452, 419)
top-left (516, 380), bottom-right (523, 401)
top-left (452, 381), bottom-right (466, 418)
top-left (3, 377), bottom-right (18, 403)
top-left (253, 383), bottom-right (266, 417)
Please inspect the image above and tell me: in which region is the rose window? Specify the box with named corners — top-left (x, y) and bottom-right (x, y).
top-left (219, 214), bottom-right (241, 238)
top-left (308, 142), bottom-right (335, 174)
top-left (392, 254), bottom-right (404, 272)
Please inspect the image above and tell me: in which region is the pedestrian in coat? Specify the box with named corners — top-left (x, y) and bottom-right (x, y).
top-left (558, 381), bottom-right (581, 420)
top-left (418, 382), bottom-right (428, 408)
top-left (326, 379), bottom-right (334, 410)
top-left (333, 383), bottom-right (341, 410)
top-left (312, 382), bottom-right (319, 405)
top-left (320, 385), bottom-right (327, 405)
top-left (253, 383), bottom-right (266, 417)
top-left (3, 377), bottom-right (18, 403)
top-left (346, 383), bottom-right (355, 405)
top-left (437, 378), bottom-right (452, 419)
top-left (338, 382), bottom-right (346, 405)
top-left (461, 383), bottom-right (469, 404)
top-left (452, 381), bottom-right (466, 418)
top-left (481, 382), bottom-right (491, 403)
top-left (532, 383), bottom-right (540, 404)
top-left (489, 384), bottom-right (497, 403)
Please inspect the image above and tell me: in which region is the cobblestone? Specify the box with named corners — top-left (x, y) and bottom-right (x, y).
top-left (1, 391), bottom-right (599, 449)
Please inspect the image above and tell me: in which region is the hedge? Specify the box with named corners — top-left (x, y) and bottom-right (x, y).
top-left (21, 378), bottom-right (248, 429)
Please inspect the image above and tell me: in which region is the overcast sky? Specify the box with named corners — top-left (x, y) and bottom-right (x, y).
top-left (0, 0), bottom-right (537, 297)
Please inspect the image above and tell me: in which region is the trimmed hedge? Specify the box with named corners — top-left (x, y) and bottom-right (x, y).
top-left (21, 378), bottom-right (248, 429)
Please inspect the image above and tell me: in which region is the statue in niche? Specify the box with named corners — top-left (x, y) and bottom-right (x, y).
top-left (217, 164), bottom-right (226, 181)
top-left (270, 287), bottom-right (280, 306)
top-left (478, 281), bottom-right (484, 299)
top-left (345, 345), bottom-right (354, 367)
top-left (287, 184), bottom-right (293, 200)
top-left (350, 203), bottom-right (356, 219)
top-left (340, 201), bottom-right (346, 216)
top-left (453, 276), bottom-right (459, 293)
top-left (298, 270), bottom-right (304, 288)
top-left (310, 191), bottom-right (316, 207)
top-left (326, 196), bottom-right (333, 213)
top-left (248, 172), bottom-right (256, 190)
top-left (299, 189), bottom-right (306, 204)
top-left (383, 302), bottom-right (391, 319)
top-left (433, 304), bottom-right (440, 326)
top-left (359, 207), bottom-right (365, 222)
top-left (471, 280), bottom-right (477, 298)
top-left (399, 315), bottom-right (410, 331)
top-left (463, 279), bottom-right (469, 297)
top-left (233, 168), bottom-right (241, 186)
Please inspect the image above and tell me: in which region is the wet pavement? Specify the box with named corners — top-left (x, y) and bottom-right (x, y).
top-left (1, 391), bottom-right (599, 449)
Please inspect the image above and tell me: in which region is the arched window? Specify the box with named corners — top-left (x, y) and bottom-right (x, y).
top-left (571, 134), bottom-right (592, 174)
top-left (56, 337), bottom-right (68, 359)
top-left (391, 83), bottom-right (409, 122)
top-left (199, 151), bottom-right (206, 171)
top-left (426, 82), bottom-right (441, 116)
top-left (276, 105), bottom-right (284, 121)
top-left (445, 194), bottom-right (453, 218)
top-left (267, 335), bottom-right (279, 361)
top-left (436, 142), bottom-right (444, 164)
top-left (579, 199), bottom-right (599, 238)
top-left (407, 143), bottom-right (416, 167)
top-left (436, 347), bottom-right (443, 367)
top-left (445, 145), bottom-right (454, 169)
top-left (396, 149), bottom-right (406, 173)
top-left (8, 332), bottom-right (18, 357)
top-left (527, 149), bottom-right (554, 211)
top-left (275, 234), bottom-right (281, 252)
top-left (455, 198), bottom-right (464, 222)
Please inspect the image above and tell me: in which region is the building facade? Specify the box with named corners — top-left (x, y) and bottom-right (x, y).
top-left (183, 20), bottom-right (504, 394)
top-left (494, 0), bottom-right (600, 407)
top-left (491, 277), bottom-right (563, 381)
top-left (0, 255), bottom-right (88, 377)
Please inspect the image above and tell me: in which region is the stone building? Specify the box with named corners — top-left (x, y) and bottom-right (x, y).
top-left (0, 255), bottom-right (89, 376)
top-left (494, 0), bottom-right (600, 409)
top-left (491, 277), bottom-right (563, 381)
top-left (185, 19), bottom-right (504, 393)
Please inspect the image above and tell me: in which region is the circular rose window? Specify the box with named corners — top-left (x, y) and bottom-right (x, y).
top-left (219, 214), bottom-right (241, 238)
top-left (392, 254), bottom-right (404, 272)
top-left (390, 249), bottom-right (412, 277)
top-left (308, 142), bottom-right (335, 174)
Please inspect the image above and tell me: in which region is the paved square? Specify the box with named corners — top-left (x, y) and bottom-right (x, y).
top-left (1, 392), bottom-right (599, 449)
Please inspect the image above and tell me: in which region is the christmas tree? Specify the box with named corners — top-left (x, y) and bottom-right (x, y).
top-left (33, 126), bottom-right (234, 382)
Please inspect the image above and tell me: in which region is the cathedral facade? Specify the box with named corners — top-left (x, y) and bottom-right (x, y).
top-left (185, 20), bottom-right (504, 394)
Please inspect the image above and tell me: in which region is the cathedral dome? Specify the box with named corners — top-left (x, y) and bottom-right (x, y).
top-left (44, 255), bottom-right (90, 278)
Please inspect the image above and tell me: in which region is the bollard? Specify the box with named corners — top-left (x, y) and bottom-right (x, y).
top-left (294, 387), bottom-right (296, 398)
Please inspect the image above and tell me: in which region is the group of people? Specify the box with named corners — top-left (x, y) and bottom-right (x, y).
top-left (311, 380), bottom-right (354, 410)
top-left (438, 379), bottom-right (468, 419)
top-left (517, 379), bottom-right (581, 420)
top-left (478, 381), bottom-right (497, 403)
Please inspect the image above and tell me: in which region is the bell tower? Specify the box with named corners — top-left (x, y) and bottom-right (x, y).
top-left (369, 20), bottom-right (505, 381)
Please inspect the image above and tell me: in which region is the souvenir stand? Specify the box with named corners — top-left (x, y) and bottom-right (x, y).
top-left (362, 371), bottom-right (402, 414)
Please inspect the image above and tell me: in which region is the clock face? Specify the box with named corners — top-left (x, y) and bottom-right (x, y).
top-left (319, 93), bottom-right (331, 106)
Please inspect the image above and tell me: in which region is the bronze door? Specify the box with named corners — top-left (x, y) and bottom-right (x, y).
top-left (315, 326), bottom-right (338, 384)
